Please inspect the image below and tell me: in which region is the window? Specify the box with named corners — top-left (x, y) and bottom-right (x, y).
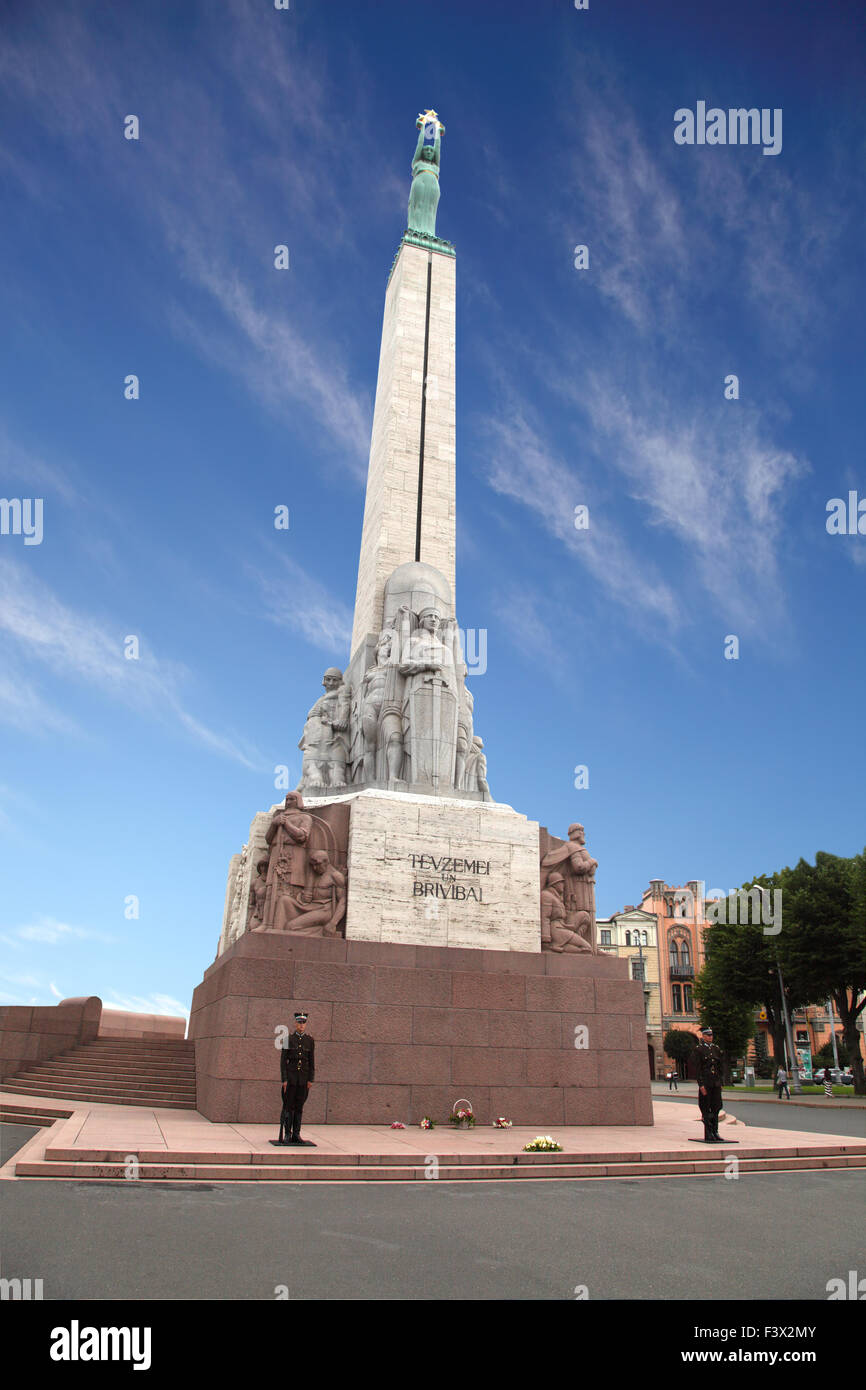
top-left (632, 958), bottom-right (645, 982)
top-left (669, 937), bottom-right (679, 969)
top-left (641, 931), bottom-right (648, 946)
top-left (600, 929), bottom-right (611, 946)
top-left (680, 939), bottom-right (691, 965)
top-left (672, 984), bottom-right (682, 1012)
top-left (624, 930), bottom-right (631, 945)
top-left (683, 984), bottom-right (694, 1013)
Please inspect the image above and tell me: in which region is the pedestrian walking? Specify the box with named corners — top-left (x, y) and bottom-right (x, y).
top-left (824, 1070), bottom-right (834, 1097)
top-left (775, 1065), bottom-right (790, 1099)
top-left (668, 1069), bottom-right (678, 1091)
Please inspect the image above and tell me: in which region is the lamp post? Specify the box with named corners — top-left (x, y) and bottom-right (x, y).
top-left (827, 997), bottom-right (841, 1073)
top-left (751, 883), bottom-right (801, 1097)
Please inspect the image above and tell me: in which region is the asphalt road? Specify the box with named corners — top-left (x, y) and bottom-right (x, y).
top-left (2, 1168), bottom-right (863, 1301)
top-left (0, 1123), bottom-right (40, 1164)
top-left (659, 1096), bottom-right (866, 1138)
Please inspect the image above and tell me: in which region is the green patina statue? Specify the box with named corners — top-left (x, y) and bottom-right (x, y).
top-left (408, 109), bottom-right (444, 238)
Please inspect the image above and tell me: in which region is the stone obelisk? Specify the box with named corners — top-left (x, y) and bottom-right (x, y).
top-left (192, 111), bottom-right (652, 1132)
top-left (351, 111), bottom-right (456, 656)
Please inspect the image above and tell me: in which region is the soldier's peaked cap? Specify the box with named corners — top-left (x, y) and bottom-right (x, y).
top-left (294, 1012), bottom-right (308, 1022)
top-left (700, 1026), bottom-right (713, 1034)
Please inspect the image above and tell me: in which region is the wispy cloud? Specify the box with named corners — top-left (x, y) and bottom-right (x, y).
top-left (106, 990), bottom-right (189, 1021)
top-left (0, 2), bottom-right (379, 479)
top-left (0, 558), bottom-right (261, 765)
top-left (250, 553), bottom-right (353, 657)
top-left (479, 405), bottom-right (681, 629)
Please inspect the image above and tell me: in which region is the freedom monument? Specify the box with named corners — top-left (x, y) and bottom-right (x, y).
top-left (189, 112), bottom-right (652, 1128)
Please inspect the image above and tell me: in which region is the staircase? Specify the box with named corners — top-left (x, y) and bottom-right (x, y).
top-left (1, 1037), bottom-right (196, 1110)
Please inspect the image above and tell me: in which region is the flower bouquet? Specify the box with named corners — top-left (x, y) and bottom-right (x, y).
top-left (419, 1116), bottom-right (435, 1130)
top-left (389, 1121), bottom-right (405, 1130)
top-left (522, 1135), bottom-right (563, 1152)
top-left (492, 1117), bottom-right (512, 1129)
top-left (450, 1099), bottom-right (475, 1128)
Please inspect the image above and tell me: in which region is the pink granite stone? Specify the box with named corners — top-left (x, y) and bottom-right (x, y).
top-left (293, 961), bottom-right (375, 1004)
top-left (526, 1049), bottom-right (599, 1087)
top-left (325, 1084), bottom-right (411, 1124)
top-left (543, 953), bottom-right (624, 979)
top-left (195, 1076), bottom-right (241, 1123)
top-left (408, 1084), bottom-right (492, 1125)
top-left (488, 1011), bottom-right (561, 1049)
top-left (371, 1043), bottom-right (451, 1085)
top-left (451, 972), bottom-right (526, 1011)
top-left (374, 967), bottom-right (451, 1007)
top-left (489, 1086), bottom-right (566, 1126)
top-left (347, 941), bottom-right (417, 968)
top-left (245, 997), bottom-right (333, 1041)
top-left (226, 958), bottom-right (297, 1001)
top-left (560, 1013), bottom-right (631, 1051)
top-left (331, 1002), bottom-right (412, 1043)
top-left (316, 1041), bottom-right (372, 1083)
top-left (525, 977), bottom-right (596, 1013)
top-left (413, 945), bottom-right (484, 973)
top-left (565, 1088), bottom-right (637, 1125)
top-left (412, 1007), bottom-right (490, 1046)
top-left (595, 979), bottom-right (646, 1014)
top-left (597, 1051), bottom-right (652, 1087)
top-left (452, 1046), bottom-right (527, 1087)
top-left (476, 948), bottom-right (545, 975)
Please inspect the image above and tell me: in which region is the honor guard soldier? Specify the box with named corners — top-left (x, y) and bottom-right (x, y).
top-left (277, 1012), bottom-right (316, 1147)
top-left (695, 1025), bottom-right (724, 1142)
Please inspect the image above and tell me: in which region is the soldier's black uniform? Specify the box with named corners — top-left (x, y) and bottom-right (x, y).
top-left (280, 1029), bottom-right (315, 1144)
top-left (695, 1036), bottom-right (724, 1142)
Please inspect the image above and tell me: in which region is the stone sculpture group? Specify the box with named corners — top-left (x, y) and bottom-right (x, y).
top-left (296, 584), bottom-right (489, 801)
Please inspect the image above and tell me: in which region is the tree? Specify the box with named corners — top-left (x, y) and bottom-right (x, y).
top-left (663, 1028), bottom-right (697, 1077)
top-left (814, 1036), bottom-right (850, 1068)
top-left (698, 871), bottom-right (807, 1070)
top-left (694, 965), bottom-right (753, 1083)
top-left (780, 850), bottom-right (866, 1095)
top-left (752, 1031), bottom-right (774, 1079)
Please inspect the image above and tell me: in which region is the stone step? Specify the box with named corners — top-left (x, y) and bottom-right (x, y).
top-left (13, 1067), bottom-right (195, 1089)
top-left (38, 1141), bottom-right (866, 1166)
top-left (1, 1082), bottom-right (196, 1109)
top-left (6, 1074), bottom-right (196, 1094)
top-left (15, 1152), bottom-right (866, 1182)
top-left (14, 1063), bottom-right (195, 1081)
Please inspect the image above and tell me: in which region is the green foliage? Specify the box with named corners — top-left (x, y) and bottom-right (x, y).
top-left (694, 964), bottom-right (754, 1075)
top-left (814, 1036), bottom-right (850, 1067)
top-left (752, 1032), bottom-right (775, 1079)
top-left (663, 1028), bottom-right (697, 1066)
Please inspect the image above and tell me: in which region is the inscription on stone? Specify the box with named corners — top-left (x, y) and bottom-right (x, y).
top-left (408, 851), bottom-right (490, 902)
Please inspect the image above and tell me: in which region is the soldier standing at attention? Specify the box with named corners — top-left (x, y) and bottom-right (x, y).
top-left (695, 1025), bottom-right (724, 1143)
top-left (279, 1011), bottom-right (316, 1147)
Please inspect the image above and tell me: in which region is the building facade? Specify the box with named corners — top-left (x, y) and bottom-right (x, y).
top-left (597, 907), bottom-right (663, 1078)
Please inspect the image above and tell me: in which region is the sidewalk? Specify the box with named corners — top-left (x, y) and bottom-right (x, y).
top-left (651, 1080), bottom-right (866, 1109)
top-left (3, 1090), bottom-right (865, 1183)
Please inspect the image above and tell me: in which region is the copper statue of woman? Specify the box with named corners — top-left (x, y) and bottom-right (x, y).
top-left (408, 110), bottom-right (444, 238)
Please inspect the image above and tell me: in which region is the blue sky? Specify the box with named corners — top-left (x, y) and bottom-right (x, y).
top-left (1, 0), bottom-right (863, 1018)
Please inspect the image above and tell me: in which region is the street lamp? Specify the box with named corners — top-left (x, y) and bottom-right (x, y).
top-left (751, 883), bottom-right (802, 1097)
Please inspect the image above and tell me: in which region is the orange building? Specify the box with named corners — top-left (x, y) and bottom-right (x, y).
top-left (639, 878), bottom-right (715, 1077)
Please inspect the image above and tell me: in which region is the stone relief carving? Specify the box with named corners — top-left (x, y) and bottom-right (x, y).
top-left (298, 668), bottom-right (351, 789)
top-left (247, 793), bottom-right (350, 938)
top-left (296, 563), bottom-right (491, 801)
top-left (538, 822), bottom-right (597, 953)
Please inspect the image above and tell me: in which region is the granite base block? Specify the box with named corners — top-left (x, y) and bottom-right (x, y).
top-left (189, 934), bottom-right (654, 1126)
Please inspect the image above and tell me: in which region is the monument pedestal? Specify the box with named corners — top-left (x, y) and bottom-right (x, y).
top-left (189, 933), bottom-right (653, 1127)
top-left (316, 788), bottom-right (541, 953)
